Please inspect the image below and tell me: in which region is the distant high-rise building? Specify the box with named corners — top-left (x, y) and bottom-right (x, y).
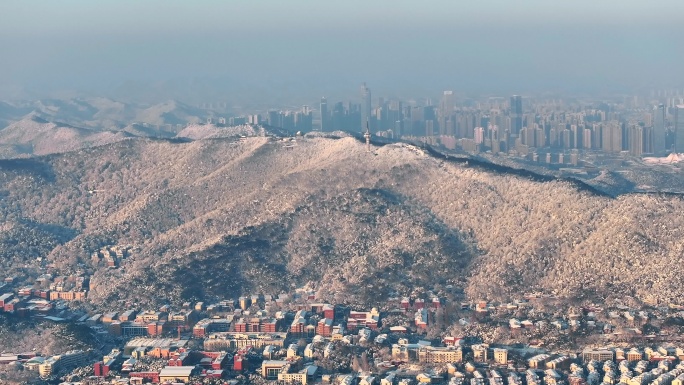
top-left (652, 105), bottom-right (666, 154)
top-left (489, 124), bottom-right (500, 153)
top-left (510, 95), bottom-right (523, 136)
top-left (394, 120), bottom-right (403, 137)
top-left (410, 106), bottom-right (424, 136)
top-left (561, 129), bottom-right (571, 149)
top-left (331, 102), bottom-right (345, 131)
top-left (629, 125), bottom-right (643, 156)
top-left (570, 125), bottom-right (580, 149)
top-left (583, 128), bottom-right (592, 149)
top-left (361, 83), bottom-right (372, 133)
top-left (474, 127), bottom-right (484, 144)
top-left (281, 112), bottom-right (295, 131)
top-left (441, 91), bottom-right (454, 115)
top-left (295, 107), bottom-right (312, 132)
top-left (439, 91), bottom-right (454, 135)
top-left (643, 127), bottom-right (653, 154)
top-left (525, 114), bottom-right (536, 129)
top-left (268, 110), bottom-right (281, 128)
top-left (592, 124), bottom-right (602, 149)
top-left (602, 121), bottom-right (623, 153)
top-left (520, 127), bottom-right (532, 146)
top-left (425, 120), bottom-right (435, 137)
top-left (676, 105), bottom-right (684, 153)
top-left (320, 97), bottom-right (329, 132)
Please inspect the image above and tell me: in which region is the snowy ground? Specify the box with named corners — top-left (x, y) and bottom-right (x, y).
top-left (643, 153), bottom-right (684, 164)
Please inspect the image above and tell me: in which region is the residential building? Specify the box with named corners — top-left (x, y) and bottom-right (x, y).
top-left (529, 354), bottom-right (551, 369)
top-left (546, 356), bottom-right (570, 370)
top-left (279, 364), bottom-right (318, 385)
top-left (234, 317), bottom-right (277, 333)
top-left (262, 360), bottom-right (289, 379)
top-left (317, 318), bottom-right (334, 337)
top-left (418, 346), bottom-right (463, 363)
top-left (347, 308), bottom-right (380, 330)
top-left (627, 348), bottom-right (643, 362)
top-left (493, 348), bottom-right (508, 365)
top-left (582, 349), bottom-right (614, 363)
top-left (38, 350), bottom-right (86, 377)
top-left (304, 343), bottom-right (315, 359)
top-left (472, 344), bottom-right (489, 362)
top-left (204, 332), bottom-right (287, 351)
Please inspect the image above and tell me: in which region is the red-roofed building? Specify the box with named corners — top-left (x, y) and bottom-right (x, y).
top-left (129, 372), bottom-right (160, 383)
top-left (234, 317), bottom-right (278, 333)
top-left (147, 321), bottom-right (166, 337)
top-left (443, 336), bottom-right (462, 346)
top-left (211, 352), bottom-right (229, 370)
top-left (346, 309), bottom-right (380, 331)
top-left (431, 298), bottom-right (442, 309)
top-left (234, 355), bottom-right (245, 371)
top-left (168, 352), bottom-right (190, 366)
top-left (317, 318), bottom-right (333, 337)
top-left (94, 361), bottom-right (109, 377)
top-left (4, 298), bottom-right (22, 313)
top-left (0, 293), bottom-right (14, 308)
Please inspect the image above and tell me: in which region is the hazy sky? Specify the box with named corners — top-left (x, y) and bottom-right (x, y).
top-left (1, 0), bottom-right (683, 104)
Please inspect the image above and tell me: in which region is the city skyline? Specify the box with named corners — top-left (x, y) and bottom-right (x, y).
top-left (231, 83), bottom-right (684, 162)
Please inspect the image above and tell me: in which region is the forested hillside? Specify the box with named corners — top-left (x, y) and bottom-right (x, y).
top-left (0, 135), bottom-right (682, 310)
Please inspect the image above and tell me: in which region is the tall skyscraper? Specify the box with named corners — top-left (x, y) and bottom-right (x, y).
top-left (320, 97), bottom-right (328, 132)
top-left (676, 105), bottom-right (684, 153)
top-left (361, 83), bottom-right (372, 133)
top-left (440, 91), bottom-right (454, 136)
top-left (653, 104), bottom-right (666, 154)
top-left (440, 91), bottom-right (454, 118)
top-left (510, 95), bottom-right (523, 136)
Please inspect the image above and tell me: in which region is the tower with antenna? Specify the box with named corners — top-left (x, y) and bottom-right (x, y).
top-left (364, 118), bottom-right (371, 152)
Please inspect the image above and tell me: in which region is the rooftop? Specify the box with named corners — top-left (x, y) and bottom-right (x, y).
top-left (159, 365), bottom-right (195, 377)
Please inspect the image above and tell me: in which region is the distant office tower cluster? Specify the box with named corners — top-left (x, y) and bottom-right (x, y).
top-left (518, 119), bottom-right (652, 157)
top-left (319, 84), bottom-right (456, 138)
top-left (259, 85), bottom-right (684, 159)
top-left (316, 87), bottom-right (534, 152)
top-left (267, 106), bottom-right (313, 132)
top-left (210, 115), bottom-right (260, 126)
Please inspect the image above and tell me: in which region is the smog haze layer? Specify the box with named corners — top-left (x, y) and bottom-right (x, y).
top-left (1, 0), bottom-right (683, 105)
